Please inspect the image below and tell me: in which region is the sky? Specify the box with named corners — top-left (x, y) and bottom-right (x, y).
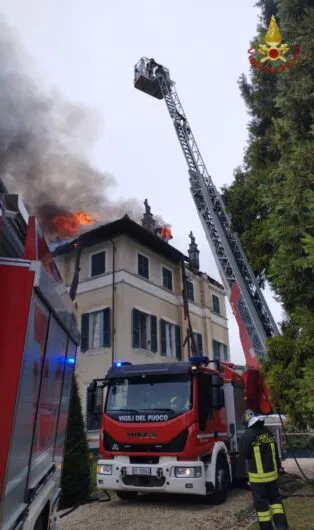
top-left (1, 0), bottom-right (285, 363)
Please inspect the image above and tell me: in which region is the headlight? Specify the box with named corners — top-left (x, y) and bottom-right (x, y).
top-left (97, 464), bottom-right (113, 475)
top-left (174, 466), bottom-right (202, 478)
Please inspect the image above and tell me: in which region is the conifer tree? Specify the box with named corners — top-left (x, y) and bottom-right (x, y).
top-left (60, 374), bottom-right (90, 508)
top-left (223, 0), bottom-right (314, 427)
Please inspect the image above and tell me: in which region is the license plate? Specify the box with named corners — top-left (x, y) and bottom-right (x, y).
top-left (133, 466), bottom-right (151, 476)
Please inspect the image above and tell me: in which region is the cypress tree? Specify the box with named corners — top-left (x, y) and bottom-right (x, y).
top-left (59, 374), bottom-right (90, 508)
top-left (223, 0), bottom-right (314, 427)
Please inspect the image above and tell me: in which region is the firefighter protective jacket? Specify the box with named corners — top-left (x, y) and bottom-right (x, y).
top-left (239, 422), bottom-right (281, 484)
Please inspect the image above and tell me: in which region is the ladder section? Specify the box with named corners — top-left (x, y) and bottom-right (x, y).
top-left (134, 58), bottom-right (279, 364)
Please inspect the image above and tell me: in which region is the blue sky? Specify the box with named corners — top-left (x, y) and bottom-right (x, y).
top-left (1, 0), bottom-right (284, 363)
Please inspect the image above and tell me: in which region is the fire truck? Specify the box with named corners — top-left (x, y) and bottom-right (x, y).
top-left (0, 181), bottom-right (79, 529)
top-left (87, 58), bottom-right (284, 503)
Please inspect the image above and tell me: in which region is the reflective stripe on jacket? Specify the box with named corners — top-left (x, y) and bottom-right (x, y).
top-left (239, 423), bottom-right (280, 483)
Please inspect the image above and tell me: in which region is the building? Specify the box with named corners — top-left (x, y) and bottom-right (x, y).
top-left (54, 201), bottom-right (230, 443)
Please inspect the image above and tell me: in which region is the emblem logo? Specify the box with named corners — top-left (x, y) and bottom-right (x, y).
top-left (248, 16), bottom-right (300, 74)
top-left (127, 432), bottom-right (157, 439)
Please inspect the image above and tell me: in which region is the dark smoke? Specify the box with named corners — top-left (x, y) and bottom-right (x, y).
top-left (0, 20), bottom-right (163, 238)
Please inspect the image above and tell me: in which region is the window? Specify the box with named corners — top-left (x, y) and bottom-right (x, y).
top-left (137, 253), bottom-right (149, 279)
top-left (162, 266), bottom-right (173, 291)
top-left (91, 251), bottom-right (106, 277)
top-left (106, 374), bottom-right (192, 416)
top-left (80, 308), bottom-right (111, 352)
top-left (86, 385), bottom-right (103, 431)
top-left (160, 319), bottom-right (181, 359)
top-left (213, 339), bottom-right (228, 360)
top-left (132, 309), bottom-right (157, 352)
top-left (186, 280), bottom-right (194, 302)
top-left (106, 379), bottom-right (128, 410)
top-left (212, 294), bottom-right (220, 314)
top-left (193, 332), bottom-right (203, 356)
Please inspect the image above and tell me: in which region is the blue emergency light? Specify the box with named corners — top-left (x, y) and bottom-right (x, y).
top-left (114, 361), bottom-right (132, 367)
top-left (67, 357), bottom-right (76, 365)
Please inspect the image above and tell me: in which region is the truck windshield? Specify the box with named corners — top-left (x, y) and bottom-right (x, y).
top-left (105, 374), bottom-right (192, 418)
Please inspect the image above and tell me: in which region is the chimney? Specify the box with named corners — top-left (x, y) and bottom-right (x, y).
top-left (188, 231), bottom-right (200, 273)
top-left (142, 198), bottom-right (156, 233)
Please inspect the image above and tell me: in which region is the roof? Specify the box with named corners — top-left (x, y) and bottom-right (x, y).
top-left (53, 214), bottom-right (186, 263)
top-left (105, 362), bottom-right (192, 380)
top-left (198, 272), bottom-right (224, 291)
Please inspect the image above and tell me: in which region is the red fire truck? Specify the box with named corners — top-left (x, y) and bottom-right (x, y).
top-left (90, 357), bottom-right (282, 503)
top-left (88, 58), bottom-right (284, 503)
top-left (0, 183), bottom-right (79, 529)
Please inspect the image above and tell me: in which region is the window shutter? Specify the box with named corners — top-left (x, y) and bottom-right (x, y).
top-left (91, 251), bottom-right (106, 277)
top-left (175, 325), bottom-right (182, 360)
top-left (197, 333), bottom-right (203, 356)
top-left (150, 315), bottom-right (157, 353)
top-left (81, 313), bottom-right (89, 352)
top-left (103, 308), bottom-right (111, 347)
top-left (160, 319), bottom-right (167, 356)
top-left (212, 295), bottom-right (220, 314)
top-left (187, 281), bottom-right (194, 302)
top-left (213, 340), bottom-right (220, 360)
top-left (132, 309), bottom-right (140, 348)
top-left (223, 344), bottom-right (228, 360)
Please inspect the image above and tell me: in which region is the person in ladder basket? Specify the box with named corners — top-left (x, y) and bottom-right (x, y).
top-left (239, 409), bottom-right (289, 530)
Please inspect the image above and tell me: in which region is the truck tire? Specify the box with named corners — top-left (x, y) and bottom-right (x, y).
top-left (211, 454), bottom-right (230, 505)
top-left (116, 491), bottom-right (138, 501)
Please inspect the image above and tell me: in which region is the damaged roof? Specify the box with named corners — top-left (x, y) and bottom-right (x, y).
top-left (53, 214), bottom-right (225, 291)
top-left (53, 214), bottom-right (186, 263)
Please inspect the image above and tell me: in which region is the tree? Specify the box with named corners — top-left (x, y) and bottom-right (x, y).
top-left (60, 374), bottom-right (90, 508)
top-left (223, 0), bottom-right (314, 427)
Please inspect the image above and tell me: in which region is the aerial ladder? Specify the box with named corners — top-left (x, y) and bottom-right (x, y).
top-left (134, 57), bottom-right (279, 372)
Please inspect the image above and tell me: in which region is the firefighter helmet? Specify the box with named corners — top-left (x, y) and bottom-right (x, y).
top-left (242, 409), bottom-right (256, 427)
top-left (242, 409), bottom-right (264, 428)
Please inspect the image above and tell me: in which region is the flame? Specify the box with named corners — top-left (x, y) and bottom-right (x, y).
top-left (160, 225), bottom-right (173, 241)
top-left (265, 15), bottom-right (282, 46)
top-left (52, 210), bottom-right (99, 238)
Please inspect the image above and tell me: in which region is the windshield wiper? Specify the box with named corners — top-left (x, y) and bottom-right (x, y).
top-left (107, 408), bottom-right (139, 413)
top-left (149, 408), bottom-right (175, 413)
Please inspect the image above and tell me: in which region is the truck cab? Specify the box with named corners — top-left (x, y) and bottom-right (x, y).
top-left (89, 357), bottom-right (252, 503)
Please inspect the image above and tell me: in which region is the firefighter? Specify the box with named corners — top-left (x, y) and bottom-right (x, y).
top-left (170, 394), bottom-right (190, 411)
top-left (239, 409), bottom-right (289, 530)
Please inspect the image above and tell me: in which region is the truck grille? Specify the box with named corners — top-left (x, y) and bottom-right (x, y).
top-left (103, 429), bottom-right (188, 453)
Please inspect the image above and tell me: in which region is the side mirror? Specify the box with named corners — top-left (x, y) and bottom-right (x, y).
top-left (87, 380), bottom-right (97, 412)
top-left (88, 380), bottom-right (97, 393)
top-left (213, 387), bottom-right (225, 410)
top-left (212, 374), bottom-right (224, 387)
top-left (197, 374), bottom-right (213, 431)
top-left (87, 391), bottom-right (95, 413)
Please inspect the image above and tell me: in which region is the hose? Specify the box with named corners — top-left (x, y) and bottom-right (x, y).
top-left (259, 386), bottom-right (314, 495)
top-left (277, 411), bottom-right (314, 487)
top-left (278, 470), bottom-right (314, 498)
top-left (59, 490), bottom-right (111, 519)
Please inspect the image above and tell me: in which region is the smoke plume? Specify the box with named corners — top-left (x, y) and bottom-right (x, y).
top-left (0, 20), bottom-right (163, 239)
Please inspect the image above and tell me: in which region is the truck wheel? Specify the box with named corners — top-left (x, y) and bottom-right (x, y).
top-left (116, 491), bottom-right (138, 501)
top-left (211, 454), bottom-right (230, 505)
